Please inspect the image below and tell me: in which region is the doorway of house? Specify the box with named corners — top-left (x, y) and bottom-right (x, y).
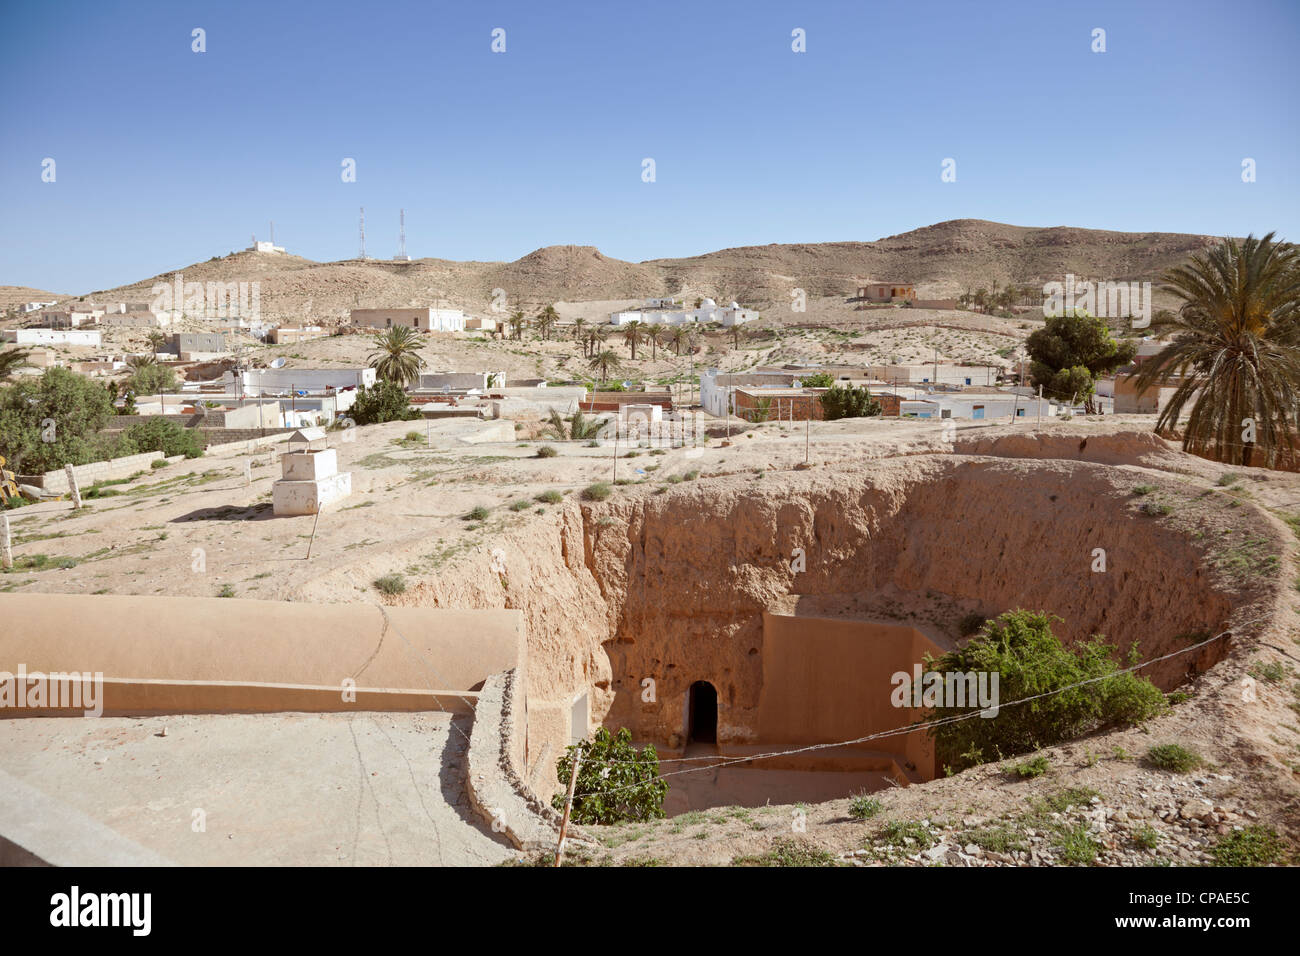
top-left (688, 681), bottom-right (717, 743)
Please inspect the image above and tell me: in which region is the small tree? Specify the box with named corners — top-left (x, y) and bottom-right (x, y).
top-left (925, 610), bottom-right (1166, 773)
top-left (550, 727), bottom-right (668, 825)
top-left (820, 384), bottom-right (881, 420)
top-left (1027, 309), bottom-right (1137, 412)
top-left (122, 418), bottom-right (203, 458)
top-left (350, 380), bottom-right (420, 425)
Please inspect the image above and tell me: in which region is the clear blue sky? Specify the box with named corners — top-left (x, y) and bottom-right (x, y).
top-left (2, 0), bottom-right (1297, 294)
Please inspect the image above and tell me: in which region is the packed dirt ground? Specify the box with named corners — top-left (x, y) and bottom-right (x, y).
top-left (5, 410), bottom-right (1299, 866)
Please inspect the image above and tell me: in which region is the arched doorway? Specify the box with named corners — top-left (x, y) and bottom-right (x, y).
top-left (688, 681), bottom-right (717, 743)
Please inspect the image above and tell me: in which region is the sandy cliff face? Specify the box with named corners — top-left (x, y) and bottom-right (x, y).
top-left (407, 452), bottom-right (1277, 783)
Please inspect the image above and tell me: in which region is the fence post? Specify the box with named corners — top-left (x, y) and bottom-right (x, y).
top-left (64, 464), bottom-right (82, 510)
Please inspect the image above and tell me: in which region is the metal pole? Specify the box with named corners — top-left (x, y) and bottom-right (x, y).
top-left (805, 414), bottom-right (810, 464)
top-left (553, 748), bottom-right (583, 867)
top-left (306, 506), bottom-right (322, 559)
top-left (1, 512), bottom-right (11, 570)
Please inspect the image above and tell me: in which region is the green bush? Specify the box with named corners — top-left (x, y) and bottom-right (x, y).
top-left (350, 381), bottom-right (419, 426)
top-left (536, 445), bottom-right (558, 458)
top-left (0, 367), bottom-right (117, 473)
top-left (508, 499), bottom-right (531, 511)
top-left (1211, 825), bottom-right (1285, 866)
top-left (1013, 755), bottom-right (1051, 778)
top-left (957, 612), bottom-right (986, 636)
top-left (465, 505), bottom-right (490, 521)
top-left (550, 727), bottom-right (667, 825)
top-left (1146, 743), bottom-right (1203, 773)
top-left (582, 482), bottom-right (612, 501)
top-left (126, 362), bottom-right (178, 396)
top-left (848, 794), bottom-right (882, 819)
top-left (151, 459), bottom-right (168, 469)
top-left (926, 609), bottom-right (1167, 773)
top-left (820, 384), bottom-right (881, 420)
top-left (536, 490), bottom-right (564, 504)
top-left (122, 418), bottom-right (203, 459)
top-left (373, 574), bottom-right (407, 595)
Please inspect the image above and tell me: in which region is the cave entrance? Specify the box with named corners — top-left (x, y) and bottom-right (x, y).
top-left (688, 681), bottom-right (717, 743)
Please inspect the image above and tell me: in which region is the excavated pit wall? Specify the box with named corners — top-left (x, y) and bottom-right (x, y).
top-left (409, 454), bottom-right (1272, 799)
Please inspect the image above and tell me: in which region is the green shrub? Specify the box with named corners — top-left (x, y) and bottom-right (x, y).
top-left (1211, 825), bottom-right (1285, 866)
top-left (351, 381), bottom-right (419, 425)
top-left (550, 727), bottom-right (667, 824)
top-left (151, 459), bottom-right (168, 469)
top-left (1133, 825), bottom-right (1160, 849)
top-left (957, 612), bottom-right (986, 637)
top-left (926, 610), bottom-right (1167, 773)
top-left (1013, 755), bottom-right (1051, 779)
top-left (216, 584), bottom-right (236, 598)
top-left (373, 574), bottom-right (407, 595)
top-left (536, 445), bottom-right (558, 458)
top-left (1146, 743), bottom-right (1203, 773)
top-left (1133, 484), bottom-right (1156, 496)
top-left (683, 469), bottom-right (699, 481)
top-left (848, 794), bottom-right (882, 819)
top-left (122, 418), bottom-right (204, 459)
top-left (820, 384), bottom-right (881, 420)
top-left (465, 505), bottom-right (490, 521)
top-left (1216, 472), bottom-right (1241, 487)
top-left (733, 838), bottom-right (838, 867)
top-left (536, 490), bottom-right (564, 504)
top-left (582, 482), bottom-right (612, 501)
top-left (508, 499), bottom-right (531, 512)
top-left (1056, 823), bottom-right (1099, 865)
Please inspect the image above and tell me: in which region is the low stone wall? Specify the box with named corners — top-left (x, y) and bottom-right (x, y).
top-left (466, 669), bottom-right (593, 853)
top-left (32, 450), bottom-right (186, 493)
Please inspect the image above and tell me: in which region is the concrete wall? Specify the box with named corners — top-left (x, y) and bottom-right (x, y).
top-left (235, 367), bottom-right (375, 394)
top-left (758, 613), bottom-right (938, 777)
top-left (32, 450), bottom-right (185, 493)
top-left (0, 593), bottom-right (525, 716)
top-left (2, 329), bottom-right (102, 346)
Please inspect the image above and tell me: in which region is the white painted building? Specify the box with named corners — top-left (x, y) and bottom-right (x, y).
top-left (227, 367), bottom-right (376, 397)
top-left (2, 328), bottom-right (102, 347)
top-left (609, 298), bottom-right (759, 328)
top-left (699, 368), bottom-right (800, 418)
top-left (20, 301), bottom-right (57, 313)
top-left (899, 392), bottom-right (1056, 421)
top-left (248, 239), bottom-right (286, 254)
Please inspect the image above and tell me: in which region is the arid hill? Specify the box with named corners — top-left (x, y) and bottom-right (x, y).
top-left (44, 219), bottom-right (1221, 326)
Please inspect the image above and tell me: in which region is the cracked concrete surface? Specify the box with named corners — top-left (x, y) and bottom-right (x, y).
top-left (0, 712), bottom-right (514, 866)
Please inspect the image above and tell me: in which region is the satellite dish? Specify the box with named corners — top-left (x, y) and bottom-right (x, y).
top-left (270, 357), bottom-right (287, 368)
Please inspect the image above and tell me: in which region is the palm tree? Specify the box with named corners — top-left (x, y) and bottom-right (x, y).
top-left (572, 317), bottom-right (588, 355)
top-left (546, 408), bottom-right (604, 440)
top-left (508, 310), bottom-right (528, 341)
top-left (729, 323), bottom-right (746, 349)
top-left (588, 348), bottom-right (623, 384)
top-left (0, 347), bottom-right (33, 382)
top-left (367, 325), bottom-right (426, 387)
top-left (669, 325), bottom-right (693, 356)
top-left (1136, 233), bottom-right (1300, 467)
top-left (621, 321), bottom-right (645, 359)
top-left (535, 305), bottom-right (560, 341)
top-left (643, 323), bottom-right (664, 361)
top-left (585, 327), bottom-right (607, 359)
top-left (145, 330), bottom-right (167, 353)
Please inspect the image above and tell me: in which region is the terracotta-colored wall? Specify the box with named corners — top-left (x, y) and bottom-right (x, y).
top-left (0, 593), bottom-right (524, 716)
top-left (757, 613), bottom-right (939, 778)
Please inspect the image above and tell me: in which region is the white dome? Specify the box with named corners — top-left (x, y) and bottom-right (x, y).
top-left (700, 297), bottom-right (717, 309)
top-left (729, 301), bottom-right (740, 309)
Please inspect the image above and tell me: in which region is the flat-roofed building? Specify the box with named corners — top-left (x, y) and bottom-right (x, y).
top-left (350, 307), bottom-right (465, 332)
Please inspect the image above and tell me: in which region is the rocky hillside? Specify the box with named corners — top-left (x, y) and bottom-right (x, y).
top-left (44, 220), bottom-right (1222, 326)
